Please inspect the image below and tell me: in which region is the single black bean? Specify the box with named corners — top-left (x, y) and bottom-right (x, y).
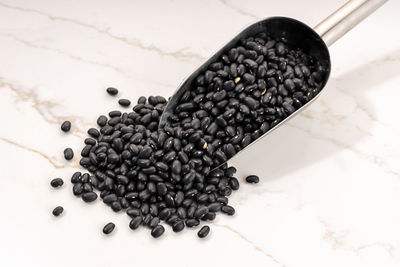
top-left (159, 208), bottom-right (171, 220)
top-left (129, 216), bottom-right (142, 230)
top-left (118, 99), bottom-right (131, 107)
top-left (126, 208), bottom-right (141, 217)
top-left (103, 222), bottom-right (115, 234)
top-left (61, 121), bottom-right (71, 132)
top-left (229, 177), bottom-right (240, 190)
top-left (149, 217), bottom-right (160, 228)
top-left (64, 148), bottom-right (74, 160)
top-left (221, 205), bottom-right (235, 215)
top-left (224, 143), bottom-right (236, 158)
top-left (88, 128), bottom-right (100, 138)
top-left (73, 183), bottom-right (83, 196)
top-left (109, 110), bottom-right (121, 117)
top-left (197, 225), bottom-right (210, 238)
top-left (50, 178), bottom-right (64, 188)
top-left (106, 87), bottom-right (118, 95)
top-left (185, 218), bottom-right (200, 228)
top-left (151, 225), bottom-right (165, 238)
top-left (84, 138), bottom-right (97, 145)
top-left (194, 206), bottom-right (209, 219)
top-left (207, 203), bottom-right (222, 212)
top-left (103, 193), bottom-right (118, 204)
top-left (172, 220), bottom-right (185, 232)
top-left (137, 96), bottom-right (147, 104)
top-left (82, 192), bottom-right (98, 202)
top-left (71, 172), bottom-right (81, 184)
top-left (83, 183), bottom-right (93, 192)
top-left (246, 175), bottom-right (259, 183)
top-left (203, 212), bottom-right (216, 221)
top-left (97, 115), bottom-right (108, 127)
top-left (52, 206), bottom-right (64, 216)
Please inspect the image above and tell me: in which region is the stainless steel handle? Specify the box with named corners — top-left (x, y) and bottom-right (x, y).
top-left (314, 0), bottom-right (388, 47)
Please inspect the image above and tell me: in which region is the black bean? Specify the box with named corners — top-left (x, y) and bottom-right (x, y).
top-left (108, 117), bottom-right (121, 126)
top-left (197, 225), bottom-right (210, 238)
top-left (106, 87), bottom-right (118, 96)
top-left (64, 148), bottom-right (74, 160)
top-left (131, 133), bottom-right (143, 144)
top-left (97, 115), bottom-right (108, 127)
top-left (103, 193), bottom-right (117, 204)
top-left (282, 102), bottom-right (295, 114)
top-left (213, 90), bottom-right (227, 102)
top-left (149, 217), bottom-right (160, 228)
top-left (171, 160), bottom-right (182, 175)
top-left (165, 194), bottom-right (175, 207)
top-left (276, 42), bottom-right (286, 56)
top-left (71, 172), bottom-right (81, 184)
top-left (156, 96), bottom-right (167, 104)
top-left (224, 143), bottom-right (236, 158)
top-left (84, 138), bottom-right (97, 145)
top-left (172, 220), bottom-right (185, 232)
top-left (243, 73), bottom-right (255, 84)
top-left (246, 175), bottom-right (259, 183)
top-left (103, 222), bottom-right (115, 234)
top-left (229, 177), bottom-right (240, 190)
top-left (118, 99), bottom-right (131, 107)
top-left (143, 214), bottom-right (152, 226)
top-left (126, 208), bottom-right (141, 217)
top-left (173, 191), bottom-right (184, 207)
top-left (52, 206), bottom-right (64, 216)
top-left (82, 192), bottom-right (98, 202)
top-left (241, 135), bottom-right (252, 148)
top-left (88, 128), bottom-right (100, 138)
top-left (73, 183), bottom-right (83, 196)
top-left (225, 167), bottom-right (237, 177)
top-left (159, 208), bottom-right (171, 220)
top-left (194, 206), bottom-right (209, 219)
top-left (203, 212), bottom-right (216, 221)
top-left (163, 151), bottom-right (176, 162)
top-left (182, 171), bottom-right (195, 185)
top-left (221, 205), bottom-right (235, 215)
top-left (109, 110), bottom-right (121, 117)
top-left (207, 202), bottom-right (222, 212)
top-left (243, 59), bottom-right (258, 69)
top-left (185, 218), bottom-right (200, 228)
top-left (228, 48), bottom-right (238, 61)
top-left (151, 225), bottom-right (165, 238)
top-left (137, 96), bottom-right (146, 104)
top-left (61, 121), bottom-right (71, 132)
top-left (129, 216), bottom-right (142, 230)
top-left (83, 183), bottom-right (93, 192)
top-left (50, 178), bottom-right (64, 188)
top-left (243, 97), bottom-right (259, 110)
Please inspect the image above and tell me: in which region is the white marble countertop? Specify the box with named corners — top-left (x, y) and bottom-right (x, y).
top-left (1, 0), bottom-right (400, 266)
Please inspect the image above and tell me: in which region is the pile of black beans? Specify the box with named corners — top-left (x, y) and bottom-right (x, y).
top-left (62, 32), bottom-right (326, 239)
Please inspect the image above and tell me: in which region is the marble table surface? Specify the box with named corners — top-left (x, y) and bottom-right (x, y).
top-left (1, 0), bottom-right (399, 266)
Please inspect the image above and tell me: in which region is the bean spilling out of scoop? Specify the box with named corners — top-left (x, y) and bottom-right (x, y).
top-left (53, 32), bottom-right (325, 239)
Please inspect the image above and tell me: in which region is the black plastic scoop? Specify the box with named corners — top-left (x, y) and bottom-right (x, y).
top-left (159, 0), bottom-right (387, 166)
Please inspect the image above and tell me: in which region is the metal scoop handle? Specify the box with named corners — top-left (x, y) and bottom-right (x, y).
top-left (314, 0), bottom-right (388, 47)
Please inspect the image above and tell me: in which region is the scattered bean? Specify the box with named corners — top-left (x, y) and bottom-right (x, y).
top-left (197, 225), bottom-right (210, 238)
top-left (52, 206), bottom-right (64, 216)
top-left (50, 178), bottom-right (64, 188)
top-left (103, 222), bottom-right (115, 234)
top-left (61, 121), bottom-right (71, 132)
